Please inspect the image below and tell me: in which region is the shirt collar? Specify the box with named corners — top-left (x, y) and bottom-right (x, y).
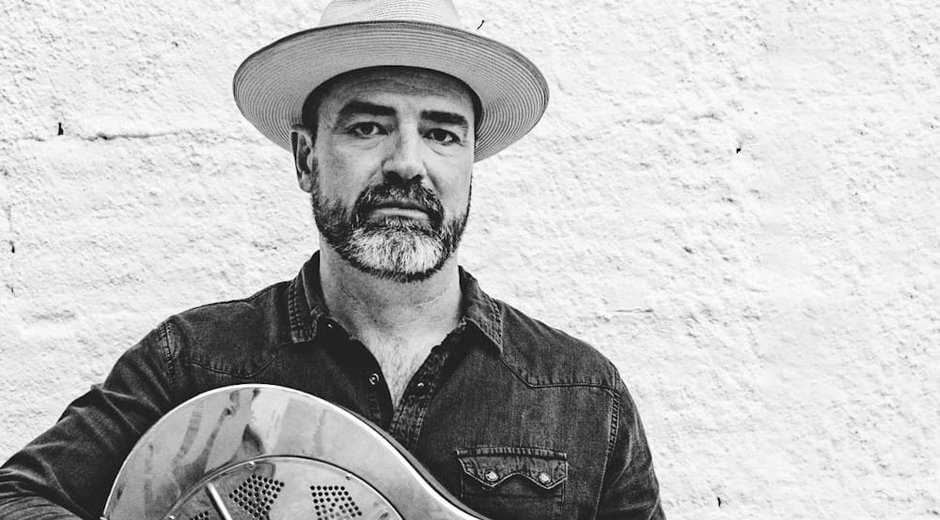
top-left (286, 252), bottom-right (503, 352)
top-left (457, 266), bottom-right (504, 351)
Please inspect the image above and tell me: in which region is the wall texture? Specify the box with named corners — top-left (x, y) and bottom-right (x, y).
top-left (1, 0), bottom-right (938, 518)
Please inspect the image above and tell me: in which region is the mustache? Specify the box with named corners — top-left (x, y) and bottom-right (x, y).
top-left (354, 177), bottom-right (444, 227)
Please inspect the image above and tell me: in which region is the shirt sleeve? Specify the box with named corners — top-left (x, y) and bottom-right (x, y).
top-left (0, 322), bottom-right (177, 520)
top-left (596, 376), bottom-right (665, 520)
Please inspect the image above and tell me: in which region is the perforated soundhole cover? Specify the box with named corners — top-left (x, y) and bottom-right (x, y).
top-left (229, 474), bottom-right (285, 519)
top-left (161, 456), bottom-right (402, 520)
top-left (310, 484), bottom-right (363, 519)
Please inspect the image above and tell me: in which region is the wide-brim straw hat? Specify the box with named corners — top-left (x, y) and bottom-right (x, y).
top-left (233, 0), bottom-right (549, 162)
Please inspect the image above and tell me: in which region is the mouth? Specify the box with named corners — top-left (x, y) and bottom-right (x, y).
top-left (368, 199), bottom-right (433, 220)
top-left (372, 199), bottom-right (429, 212)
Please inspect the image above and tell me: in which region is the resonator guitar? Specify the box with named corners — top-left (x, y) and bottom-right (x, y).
top-left (102, 384), bottom-right (488, 520)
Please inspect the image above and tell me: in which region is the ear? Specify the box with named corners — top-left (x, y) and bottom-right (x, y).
top-left (290, 124), bottom-right (316, 193)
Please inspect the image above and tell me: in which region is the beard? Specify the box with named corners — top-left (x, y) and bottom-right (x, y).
top-left (311, 169), bottom-right (470, 283)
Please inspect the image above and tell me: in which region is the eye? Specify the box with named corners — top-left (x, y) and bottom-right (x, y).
top-left (349, 123), bottom-right (386, 137)
top-left (425, 128), bottom-right (459, 145)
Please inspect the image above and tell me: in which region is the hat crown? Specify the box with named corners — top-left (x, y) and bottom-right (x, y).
top-left (318, 0), bottom-right (463, 29)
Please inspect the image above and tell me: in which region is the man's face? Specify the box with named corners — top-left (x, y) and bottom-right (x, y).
top-left (294, 67), bottom-right (476, 283)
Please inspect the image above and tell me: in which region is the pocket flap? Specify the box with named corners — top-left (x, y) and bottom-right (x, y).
top-left (456, 446), bottom-right (568, 491)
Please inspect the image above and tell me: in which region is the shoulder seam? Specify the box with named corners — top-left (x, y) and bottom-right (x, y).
top-left (174, 281), bottom-right (289, 316)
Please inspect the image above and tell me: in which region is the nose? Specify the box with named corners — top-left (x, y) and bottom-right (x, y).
top-left (382, 130), bottom-right (427, 181)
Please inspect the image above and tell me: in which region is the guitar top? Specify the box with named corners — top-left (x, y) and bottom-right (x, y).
top-left (102, 384), bottom-right (487, 520)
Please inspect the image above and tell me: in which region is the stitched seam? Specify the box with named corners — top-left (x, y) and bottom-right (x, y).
top-left (594, 386), bottom-right (620, 516)
top-left (158, 321), bottom-right (179, 398)
top-left (184, 350), bottom-right (281, 378)
top-left (288, 279), bottom-right (309, 342)
top-left (456, 446), bottom-right (567, 458)
top-left (643, 495), bottom-right (662, 520)
top-left (496, 355), bottom-right (617, 391)
top-left (406, 399), bottom-right (433, 450)
top-left (178, 294), bottom-right (259, 313)
top-left (486, 295), bottom-right (503, 346)
top-left (608, 388), bottom-right (621, 462)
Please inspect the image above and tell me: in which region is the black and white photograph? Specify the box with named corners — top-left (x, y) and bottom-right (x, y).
top-left (0, 1), bottom-right (937, 518)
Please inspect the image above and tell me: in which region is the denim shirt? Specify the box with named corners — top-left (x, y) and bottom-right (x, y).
top-left (0, 254), bottom-right (664, 520)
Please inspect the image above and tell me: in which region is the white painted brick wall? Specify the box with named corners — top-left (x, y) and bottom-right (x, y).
top-left (2, 1), bottom-right (938, 518)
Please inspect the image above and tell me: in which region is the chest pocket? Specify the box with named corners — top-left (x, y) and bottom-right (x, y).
top-left (456, 446), bottom-right (567, 520)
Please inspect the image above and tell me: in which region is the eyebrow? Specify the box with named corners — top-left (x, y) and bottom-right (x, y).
top-left (421, 110), bottom-right (470, 134)
top-left (335, 101), bottom-right (396, 126)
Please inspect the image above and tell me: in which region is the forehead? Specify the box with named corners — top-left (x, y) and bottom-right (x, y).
top-left (316, 67), bottom-right (475, 118)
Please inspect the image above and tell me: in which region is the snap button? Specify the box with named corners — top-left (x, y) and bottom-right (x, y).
top-left (368, 373), bottom-right (380, 386)
top-left (537, 472), bottom-right (552, 485)
top-left (484, 470), bottom-right (499, 483)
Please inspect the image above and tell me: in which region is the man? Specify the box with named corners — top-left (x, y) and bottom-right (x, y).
top-left (0, 0), bottom-right (664, 518)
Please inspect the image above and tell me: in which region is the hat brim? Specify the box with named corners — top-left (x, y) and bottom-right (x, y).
top-left (233, 21), bottom-right (548, 162)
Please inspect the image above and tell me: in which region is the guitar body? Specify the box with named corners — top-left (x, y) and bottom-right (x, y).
top-left (102, 384), bottom-right (487, 520)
